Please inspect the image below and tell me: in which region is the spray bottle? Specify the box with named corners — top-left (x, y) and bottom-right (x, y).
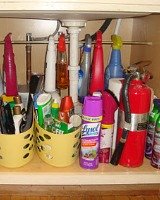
top-left (44, 35), bottom-right (60, 103)
top-left (3, 33), bottom-right (18, 96)
top-left (56, 33), bottom-right (69, 90)
top-left (80, 96), bottom-right (102, 169)
top-left (89, 31), bottom-right (104, 95)
top-left (78, 34), bottom-right (92, 103)
top-left (99, 91), bottom-right (118, 163)
top-left (104, 34), bottom-right (124, 89)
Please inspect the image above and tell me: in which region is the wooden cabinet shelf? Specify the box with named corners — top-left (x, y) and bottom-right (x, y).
top-left (0, 154), bottom-right (159, 185)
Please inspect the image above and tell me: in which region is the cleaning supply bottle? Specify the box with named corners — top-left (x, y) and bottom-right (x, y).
top-left (80, 96), bottom-right (102, 169)
top-left (151, 114), bottom-right (160, 169)
top-left (3, 33), bottom-right (18, 96)
top-left (44, 35), bottom-right (60, 103)
top-left (13, 106), bottom-right (23, 134)
top-left (104, 34), bottom-right (124, 89)
top-left (51, 99), bottom-right (59, 119)
top-left (89, 31), bottom-right (104, 95)
top-left (56, 33), bottom-right (69, 90)
top-left (99, 90), bottom-right (118, 163)
top-left (78, 34), bottom-right (92, 103)
top-left (145, 99), bottom-right (160, 159)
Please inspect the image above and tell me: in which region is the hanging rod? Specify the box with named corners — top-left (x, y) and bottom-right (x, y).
top-left (0, 40), bottom-right (152, 46)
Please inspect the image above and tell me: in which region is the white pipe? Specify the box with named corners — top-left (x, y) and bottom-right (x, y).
top-left (68, 27), bottom-right (80, 103)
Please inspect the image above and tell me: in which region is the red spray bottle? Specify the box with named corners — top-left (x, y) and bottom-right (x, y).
top-left (89, 31), bottom-right (104, 94)
top-left (3, 33), bottom-right (18, 96)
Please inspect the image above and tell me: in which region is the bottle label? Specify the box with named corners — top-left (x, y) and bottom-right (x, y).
top-left (145, 122), bottom-right (155, 159)
top-left (151, 131), bottom-right (160, 167)
top-left (82, 115), bottom-right (102, 123)
top-left (118, 110), bottom-right (148, 131)
top-left (80, 122), bottom-right (101, 169)
top-left (99, 125), bottom-right (113, 163)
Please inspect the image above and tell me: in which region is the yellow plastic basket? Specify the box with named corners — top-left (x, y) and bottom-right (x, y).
top-left (35, 121), bottom-right (81, 167)
top-left (0, 125), bottom-right (35, 168)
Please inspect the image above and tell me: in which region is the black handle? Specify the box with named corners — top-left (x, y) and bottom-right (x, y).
top-left (110, 129), bottom-right (128, 165)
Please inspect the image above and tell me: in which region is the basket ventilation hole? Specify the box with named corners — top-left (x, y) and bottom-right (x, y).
top-left (37, 137), bottom-right (40, 143)
top-left (39, 135), bottom-right (44, 141)
top-left (37, 146), bottom-right (41, 152)
top-left (24, 134), bottom-right (30, 139)
top-left (72, 153), bottom-right (76, 157)
top-left (23, 143), bottom-right (30, 149)
top-left (30, 135), bottom-right (33, 141)
top-left (73, 142), bottom-right (78, 148)
top-left (36, 127), bottom-right (39, 133)
top-left (29, 144), bottom-right (34, 150)
top-left (0, 155), bottom-right (2, 159)
top-left (43, 134), bottom-right (51, 140)
top-left (45, 154), bottom-right (53, 159)
top-left (75, 132), bottom-right (80, 138)
top-left (23, 153), bottom-right (29, 159)
top-left (41, 145), bottom-right (45, 151)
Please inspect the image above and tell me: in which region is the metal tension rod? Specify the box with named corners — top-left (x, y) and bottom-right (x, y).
top-left (0, 40), bottom-right (152, 46)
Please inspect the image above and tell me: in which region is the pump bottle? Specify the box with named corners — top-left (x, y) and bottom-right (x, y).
top-left (104, 34), bottom-right (124, 89)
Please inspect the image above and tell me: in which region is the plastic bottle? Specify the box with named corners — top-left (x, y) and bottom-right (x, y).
top-left (0, 70), bottom-right (4, 96)
top-left (104, 34), bottom-right (124, 89)
top-left (13, 106), bottom-right (23, 134)
top-left (56, 33), bottom-right (69, 90)
top-left (44, 35), bottom-right (60, 103)
top-left (51, 99), bottom-right (59, 119)
top-left (80, 96), bottom-right (102, 169)
top-left (14, 95), bottom-right (25, 115)
top-left (3, 33), bottom-right (18, 96)
top-left (151, 114), bottom-right (160, 169)
top-left (89, 31), bottom-right (104, 95)
top-left (78, 34), bottom-right (92, 103)
top-left (43, 114), bottom-right (54, 132)
top-left (37, 93), bottom-right (52, 127)
top-left (145, 99), bottom-right (160, 159)
top-left (99, 91), bottom-right (118, 163)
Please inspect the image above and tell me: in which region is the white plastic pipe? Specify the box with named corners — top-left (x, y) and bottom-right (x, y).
top-left (44, 35), bottom-right (56, 93)
top-left (68, 27), bottom-right (80, 103)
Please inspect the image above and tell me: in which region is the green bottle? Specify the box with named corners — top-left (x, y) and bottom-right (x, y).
top-left (51, 99), bottom-right (59, 119)
top-left (43, 114), bottom-right (54, 132)
top-left (151, 114), bottom-right (160, 169)
top-left (145, 99), bottom-right (160, 159)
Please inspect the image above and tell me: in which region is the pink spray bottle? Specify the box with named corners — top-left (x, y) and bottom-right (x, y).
top-left (3, 33), bottom-right (18, 96)
top-left (99, 90), bottom-right (118, 163)
top-left (89, 31), bottom-right (104, 95)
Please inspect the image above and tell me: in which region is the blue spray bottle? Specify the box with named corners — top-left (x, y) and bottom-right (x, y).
top-left (104, 34), bottom-right (124, 89)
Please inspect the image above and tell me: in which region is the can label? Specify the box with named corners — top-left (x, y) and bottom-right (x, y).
top-left (119, 110), bottom-right (148, 131)
top-left (99, 124), bottom-right (113, 163)
top-left (145, 122), bottom-right (155, 159)
top-left (80, 122), bottom-right (101, 169)
top-left (151, 131), bottom-right (160, 168)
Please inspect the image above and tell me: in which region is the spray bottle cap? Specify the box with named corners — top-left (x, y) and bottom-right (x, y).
top-left (102, 90), bottom-right (119, 124)
top-left (112, 34), bottom-right (123, 50)
top-left (52, 99), bottom-right (59, 109)
top-left (58, 33), bottom-right (66, 52)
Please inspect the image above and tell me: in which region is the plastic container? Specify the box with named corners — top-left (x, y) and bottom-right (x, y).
top-left (0, 124), bottom-right (34, 168)
top-left (35, 121), bottom-right (81, 167)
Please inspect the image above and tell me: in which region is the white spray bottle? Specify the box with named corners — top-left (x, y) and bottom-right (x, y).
top-left (44, 35), bottom-right (61, 104)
